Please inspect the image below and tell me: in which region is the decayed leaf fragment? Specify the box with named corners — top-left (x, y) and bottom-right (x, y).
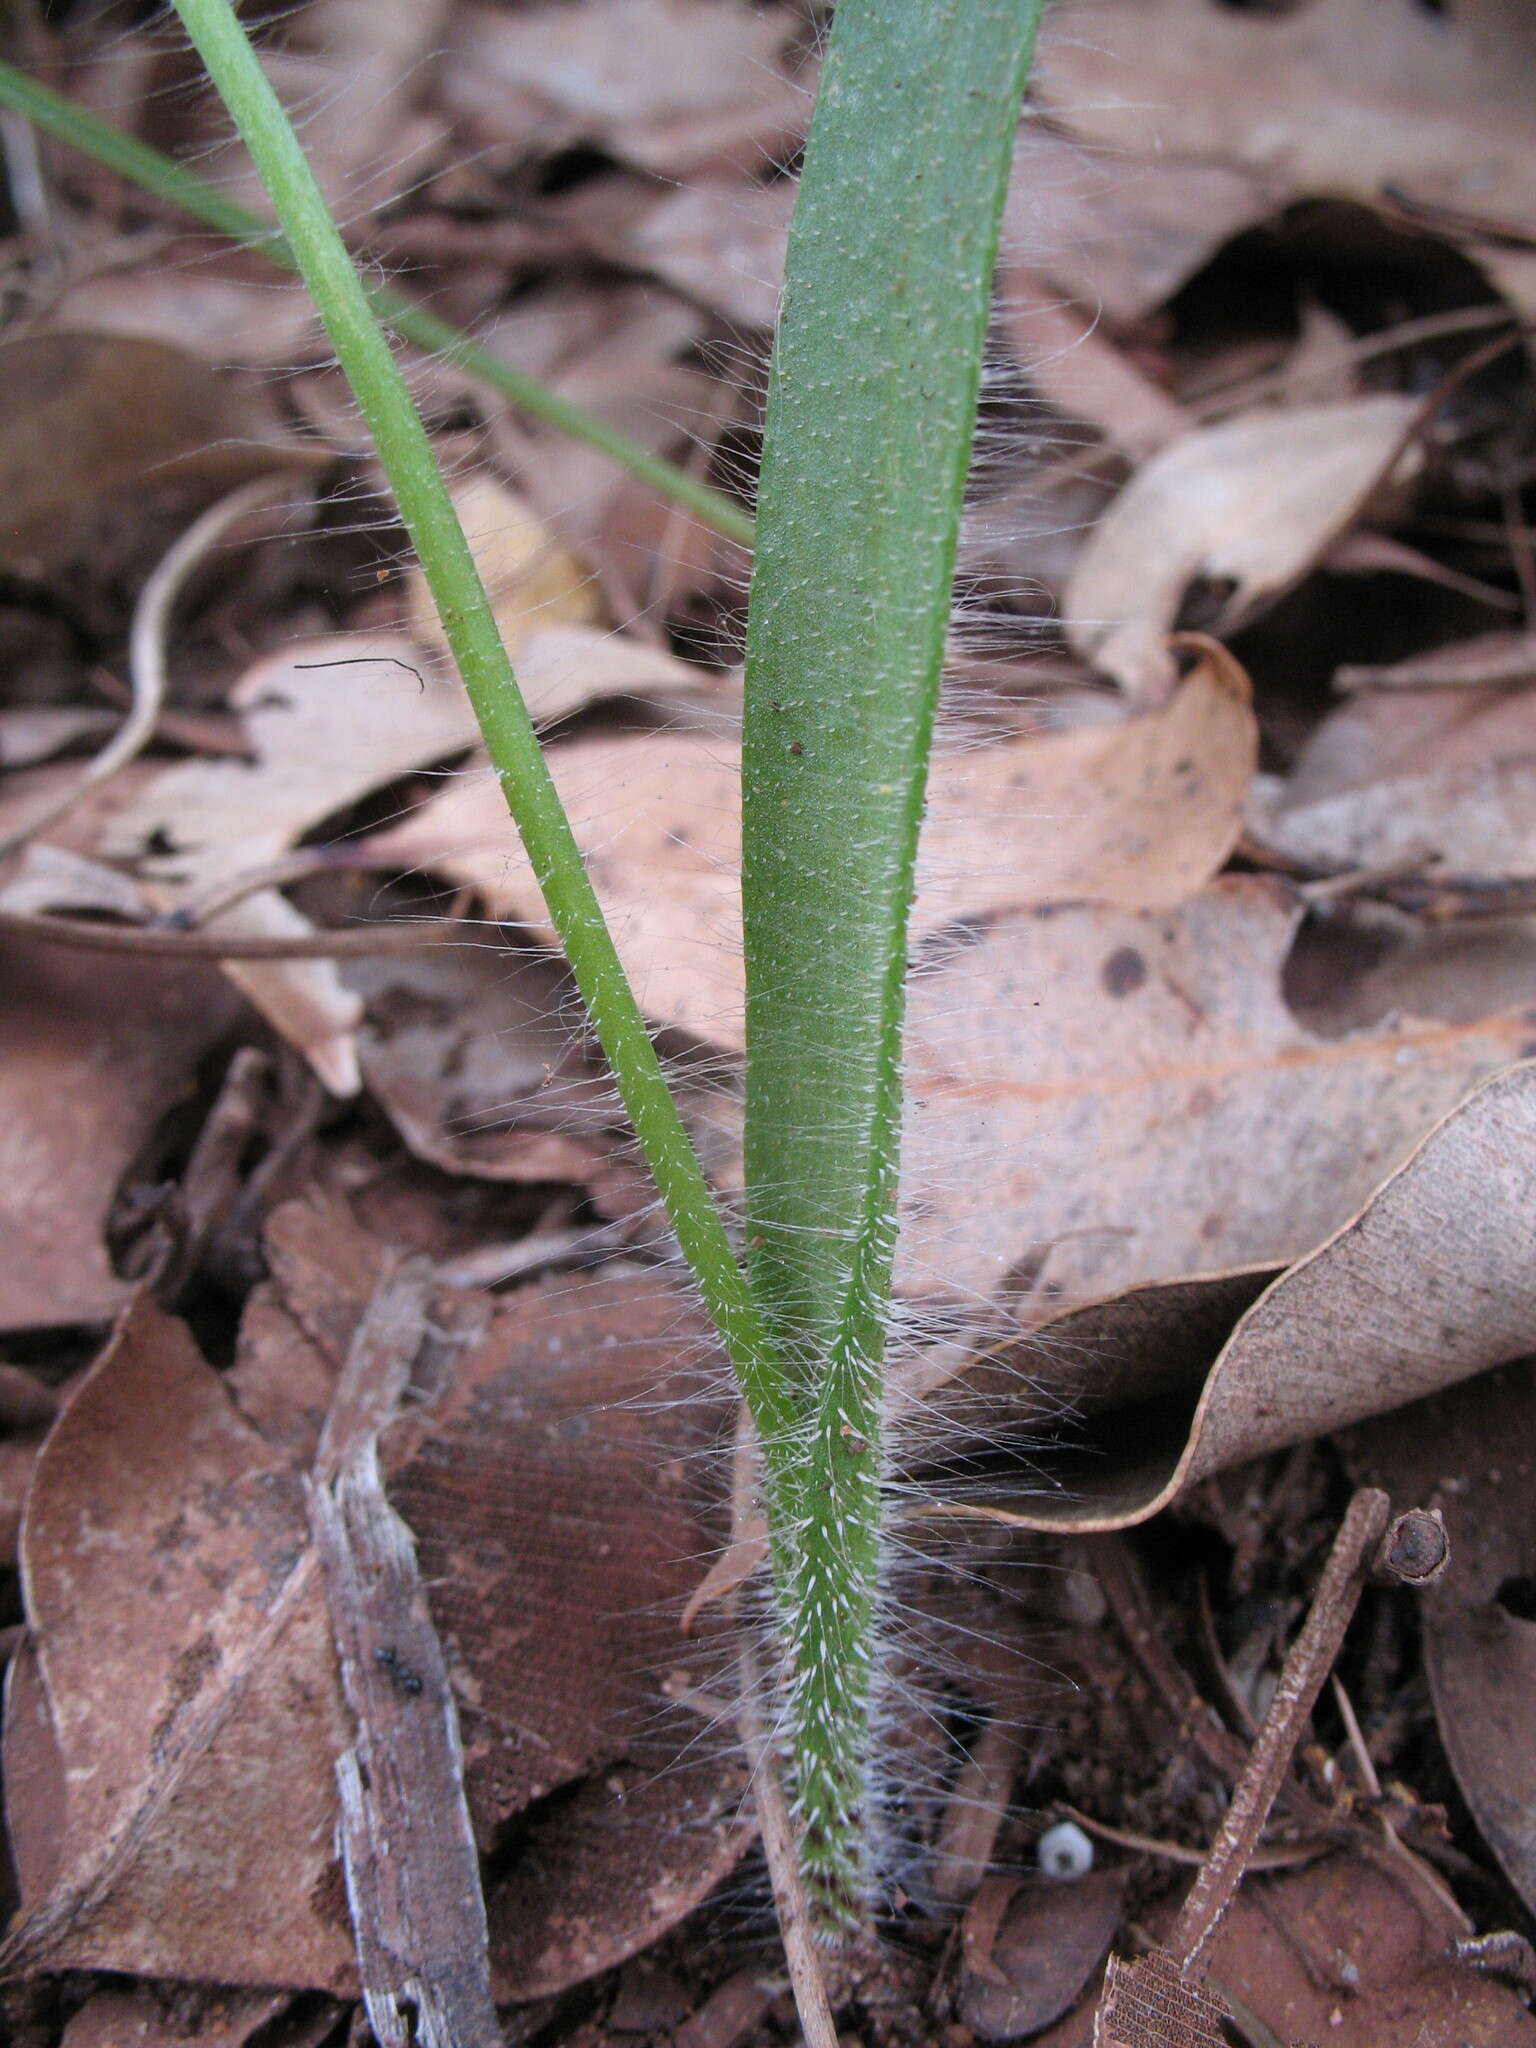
top-left (1065, 398), bottom-right (1419, 701)
top-left (923, 1061), bottom-right (1536, 1533)
top-left (367, 643), bottom-right (1258, 1049)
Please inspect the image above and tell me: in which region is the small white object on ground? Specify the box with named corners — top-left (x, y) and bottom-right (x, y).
top-left (1037, 1819), bottom-right (1094, 1880)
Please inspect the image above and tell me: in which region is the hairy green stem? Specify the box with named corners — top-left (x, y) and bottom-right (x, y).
top-left (0, 57), bottom-right (755, 546)
top-left (742, 0), bottom-right (1041, 1917)
top-left (164, 0), bottom-right (789, 1450)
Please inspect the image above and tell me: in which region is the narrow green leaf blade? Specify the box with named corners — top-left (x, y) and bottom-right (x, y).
top-left (741, 0), bottom-right (1042, 1913)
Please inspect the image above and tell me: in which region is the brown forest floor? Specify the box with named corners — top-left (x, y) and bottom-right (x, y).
top-left (2, 3), bottom-right (1536, 2045)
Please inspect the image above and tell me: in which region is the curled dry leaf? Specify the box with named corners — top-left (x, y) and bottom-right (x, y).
top-left (925, 1061), bottom-right (1536, 1533)
top-left (1346, 1361), bottom-right (1536, 1920)
top-left (367, 646), bottom-right (1258, 1050)
top-left (438, 0), bottom-right (805, 178)
top-left (2, 1231), bottom-right (750, 1999)
top-left (896, 877), bottom-right (1533, 1309)
top-left (1066, 398), bottom-right (1419, 701)
top-left (1253, 683), bottom-right (1536, 882)
top-left (1038, 0), bottom-right (1536, 229)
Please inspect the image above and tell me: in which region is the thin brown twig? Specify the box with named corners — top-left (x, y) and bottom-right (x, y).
top-left (0, 904), bottom-right (461, 957)
top-left (1057, 1806), bottom-right (1332, 1874)
top-left (1164, 1488), bottom-right (1392, 1974)
top-left (0, 473), bottom-right (294, 857)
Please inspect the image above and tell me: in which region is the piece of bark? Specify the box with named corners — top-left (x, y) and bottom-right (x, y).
top-left (308, 1259), bottom-right (498, 2048)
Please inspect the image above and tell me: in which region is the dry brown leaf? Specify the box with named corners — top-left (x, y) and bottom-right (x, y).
top-left (103, 634), bottom-right (476, 888)
top-left (99, 633), bottom-right (478, 1092)
top-left (620, 179), bottom-right (794, 329)
top-left (1065, 399), bottom-right (1419, 701)
top-left (59, 1984), bottom-right (339, 2048)
top-left (507, 624), bottom-right (722, 725)
top-left (961, 1871), bottom-right (1125, 2042)
top-left (405, 476), bottom-right (599, 664)
top-left (1003, 121), bottom-right (1273, 329)
top-left (1203, 1853), bottom-right (1535, 2047)
top-left (0, 708), bottom-right (117, 769)
top-left (918, 640), bottom-right (1256, 922)
top-left (367, 728), bottom-right (745, 1046)
top-left (344, 942), bottom-right (615, 1184)
top-left (896, 878), bottom-right (1533, 1309)
top-left (366, 647), bottom-right (1257, 1050)
top-left (0, 940), bottom-right (241, 1331)
top-left (925, 1061), bottom-right (1536, 1533)
top-left (0, 1293), bottom-right (355, 1990)
top-left (2, 1238), bottom-right (750, 1999)
top-left (1347, 1361), bottom-right (1536, 1920)
top-left (1337, 630), bottom-right (1536, 693)
top-left (51, 254), bottom-right (322, 366)
top-left (208, 0), bottom-right (450, 220)
top-left (1001, 283), bottom-right (1193, 460)
top-left (1037, 0), bottom-right (1536, 230)
top-left (1253, 683), bottom-right (1536, 881)
top-left (0, 333), bottom-right (322, 608)
top-left (1287, 909), bottom-right (1536, 1042)
top-left (438, 0), bottom-right (805, 178)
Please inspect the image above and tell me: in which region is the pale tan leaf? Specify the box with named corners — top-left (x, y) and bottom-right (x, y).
top-left (438, 0), bottom-right (804, 178)
top-left (895, 878), bottom-right (1532, 1308)
top-left (405, 477), bottom-right (599, 665)
top-left (1065, 399), bottom-right (1419, 701)
top-left (1037, 0), bottom-right (1536, 230)
top-left (367, 649), bottom-right (1257, 1050)
top-left (620, 179), bottom-right (794, 329)
top-left (103, 633), bottom-right (477, 888)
